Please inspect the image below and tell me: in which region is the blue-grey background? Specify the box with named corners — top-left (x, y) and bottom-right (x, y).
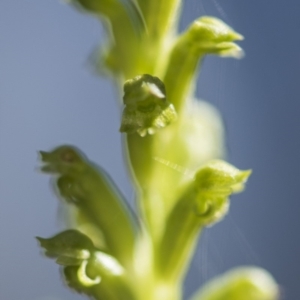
top-left (1, 1), bottom-right (299, 299)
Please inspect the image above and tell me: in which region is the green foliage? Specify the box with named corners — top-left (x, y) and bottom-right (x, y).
top-left (36, 1), bottom-right (279, 300)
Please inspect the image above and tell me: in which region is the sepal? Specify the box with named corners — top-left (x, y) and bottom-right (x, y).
top-left (36, 230), bottom-right (94, 266)
top-left (120, 74), bottom-right (177, 136)
top-left (39, 146), bottom-right (86, 175)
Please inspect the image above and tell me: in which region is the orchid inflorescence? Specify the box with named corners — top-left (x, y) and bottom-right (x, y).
top-left (37, 1), bottom-right (279, 299)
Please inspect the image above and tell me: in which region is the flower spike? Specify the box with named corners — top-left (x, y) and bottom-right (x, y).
top-left (35, 1), bottom-right (276, 299)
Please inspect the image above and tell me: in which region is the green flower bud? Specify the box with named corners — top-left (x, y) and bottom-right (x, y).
top-left (164, 17), bottom-right (243, 111)
top-left (120, 74), bottom-right (177, 136)
top-left (158, 160), bottom-right (251, 280)
top-left (39, 145), bottom-right (136, 266)
top-left (193, 160), bottom-right (251, 225)
top-left (37, 230), bottom-right (100, 287)
top-left (66, 0), bottom-right (145, 78)
top-left (37, 230), bottom-right (126, 293)
top-left (191, 267), bottom-right (279, 300)
top-left (188, 17), bottom-right (244, 58)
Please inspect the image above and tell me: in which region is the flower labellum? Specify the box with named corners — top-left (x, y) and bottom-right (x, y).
top-left (120, 74), bottom-right (177, 137)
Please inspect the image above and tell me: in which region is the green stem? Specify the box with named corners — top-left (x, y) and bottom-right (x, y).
top-left (137, 0), bottom-right (181, 38)
top-left (158, 190), bottom-right (202, 281)
top-left (125, 134), bottom-right (163, 239)
top-left (163, 40), bottom-right (204, 112)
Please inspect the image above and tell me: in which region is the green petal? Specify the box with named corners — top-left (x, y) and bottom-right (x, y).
top-left (36, 230), bottom-right (94, 265)
top-left (77, 260), bottom-right (101, 287)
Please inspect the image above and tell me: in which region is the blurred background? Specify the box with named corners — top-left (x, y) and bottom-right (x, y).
top-left (1, 0), bottom-right (299, 299)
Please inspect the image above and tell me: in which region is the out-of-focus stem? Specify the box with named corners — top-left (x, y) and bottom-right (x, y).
top-left (157, 191), bottom-right (202, 282)
top-left (163, 38), bottom-right (204, 112)
top-left (137, 0), bottom-right (181, 38)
